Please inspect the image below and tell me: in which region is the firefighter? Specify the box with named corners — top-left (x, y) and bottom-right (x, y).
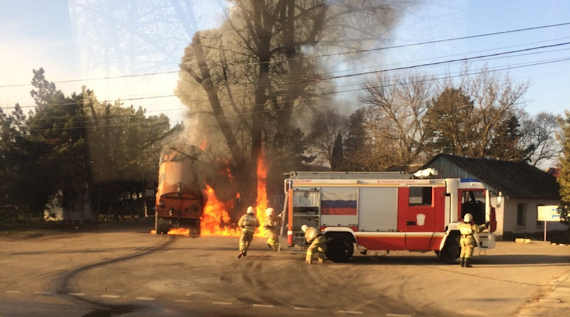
top-left (301, 225), bottom-right (327, 264)
top-left (458, 213), bottom-right (489, 267)
top-left (264, 208), bottom-right (281, 251)
top-left (237, 206), bottom-right (259, 259)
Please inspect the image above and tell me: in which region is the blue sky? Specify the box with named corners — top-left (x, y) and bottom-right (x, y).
top-left (0, 0), bottom-right (568, 123)
top-left (387, 0), bottom-right (570, 114)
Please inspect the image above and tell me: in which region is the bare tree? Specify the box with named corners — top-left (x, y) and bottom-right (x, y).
top-left (458, 67), bottom-right (529, 157)
top-left (176, 0), bottom-right (408, 197)
top-left (361, 73), bottom-right (434, 170)
top-left (520, 112), bottom-right (561, 167)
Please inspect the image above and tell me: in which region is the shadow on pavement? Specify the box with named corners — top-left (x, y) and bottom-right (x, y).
top-left (347, 254), bottom-right (570, 266)
top-left (475, 254), bottom-right (570, 265)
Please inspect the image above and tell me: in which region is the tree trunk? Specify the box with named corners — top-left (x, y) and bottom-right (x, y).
top-left (192, 33), bottom-right (242, 164)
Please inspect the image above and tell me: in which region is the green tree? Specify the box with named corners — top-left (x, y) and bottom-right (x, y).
top-left (0, 104), bottom-right (45, 214)
top-left (343, 108), bottom-right (368, 170)
top-left (1, 68), bottom-right (178, 221)
top-left (558, 111), bottom-right (570, 223)
top-left (487, 114), bottom-right (527, 161)
top-left (423, 87), bottom-right (476, 156)
top-left (27, 69), bottom-right (92, 219)
top-left (85, 98), bottom-right (179, 215)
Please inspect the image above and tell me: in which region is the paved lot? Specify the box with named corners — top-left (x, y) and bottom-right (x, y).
top-left (0, 228), bottom-right (568, 317)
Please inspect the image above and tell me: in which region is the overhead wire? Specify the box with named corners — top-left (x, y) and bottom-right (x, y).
top-left (324, 41), bottom-right (570, 81)
top-left (4, 35), bottom-right (569, 113)
top-left (4, 55), bottom-right (569, 130)
top-left (1, 21), bottom-right (569, 89)
top-left (330, 34), bottom-right (570, 76)
top-left (3, 40), bottom-right (570, 112)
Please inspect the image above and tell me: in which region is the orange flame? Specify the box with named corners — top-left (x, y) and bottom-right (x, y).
top-left (200, 185), bottom-right (241, 236)
top-left (226, 167), bottom-right (234, 181)
top-left (167, 227), bottom-right (190, 236)
top-left (199, 140), bottom-right (207, 151)
top-left (255, 151), bottom-right (269, 237)
top-left (198, 152), bottom-right (270, 238)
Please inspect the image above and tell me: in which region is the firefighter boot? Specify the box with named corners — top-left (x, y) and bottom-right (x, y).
top-left (237, 251), bottom-right (243, 259)
top-left (460, 257), bottom-right (465, 267)
top-left (465, 258), bottom-right (472, 268)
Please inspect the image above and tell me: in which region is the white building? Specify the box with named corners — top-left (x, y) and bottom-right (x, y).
top-left (423, 154), bottom-right (567, 240)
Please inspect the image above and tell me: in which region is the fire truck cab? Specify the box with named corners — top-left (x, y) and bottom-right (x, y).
top-left (284, 171), bottom-right (497, 263)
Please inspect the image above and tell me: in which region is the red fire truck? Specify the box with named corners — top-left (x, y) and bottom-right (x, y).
top-left (284, 171), bottom-right (497, 263)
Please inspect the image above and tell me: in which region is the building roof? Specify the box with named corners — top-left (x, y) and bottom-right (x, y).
top-left (423, 154), bottom-right (560, 200)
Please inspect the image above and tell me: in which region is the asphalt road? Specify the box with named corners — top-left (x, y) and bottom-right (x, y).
top-left (0, 228), bottom-right (568, 317)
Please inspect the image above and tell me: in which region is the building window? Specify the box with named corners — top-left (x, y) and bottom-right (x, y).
top-left (409, 187), bottom-right (432, 206)
top-left (517, 203), bottom-right (526, 226)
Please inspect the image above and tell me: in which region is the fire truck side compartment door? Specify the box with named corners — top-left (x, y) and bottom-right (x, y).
top-left (358, 187), bottom-right (398, 231)
top-left (320, 187), bottom-right (358, 228)
top-left (293, 189), bottom-right (319, 207)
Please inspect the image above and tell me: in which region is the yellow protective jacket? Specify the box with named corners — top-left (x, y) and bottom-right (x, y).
top-left (458, 222), bottom-right (487, 247)
top-left (238, 214), bottom-right (259, 233)
top-left (264, 216), bottom-right (281, 232)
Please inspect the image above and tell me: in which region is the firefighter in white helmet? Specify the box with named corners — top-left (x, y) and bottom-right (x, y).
top-left (264, 208), bottom-right (281, 251)
top-left (301, 225), bottom-right (327, 264)
top-left (458, 213), bottom-right (489, 267)
top-left (237, 206), bottom-right (259, 259)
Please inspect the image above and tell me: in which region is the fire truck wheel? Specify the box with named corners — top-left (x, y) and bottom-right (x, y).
top-left (156, 217), bottom-right (170, 234)
top-left (326, 236), bottom-right (354, 263)
top-left (439, 234), bottom-right (460, 264)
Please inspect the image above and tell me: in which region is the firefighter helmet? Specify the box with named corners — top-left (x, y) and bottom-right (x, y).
top-left (301, 224), bottom-right (308, 233)
top-left (246, 206), bottom-right (255, 214)
top-left (265, 208), bottom-right (274, 217)
top-left (304, 227), bottom-right (318, 242)
top-left (463, 213), bottom-right (473, 223)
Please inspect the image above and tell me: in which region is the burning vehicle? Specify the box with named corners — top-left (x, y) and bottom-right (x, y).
top-left (154, 145), bottom-right (271, 238)
top-left (154, 147), bottom-right (207, 236)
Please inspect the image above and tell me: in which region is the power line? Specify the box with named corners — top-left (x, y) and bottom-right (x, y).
top-left (331, 56), bottom-right (570, 96)
top-left (5, 40), bottom-right (569, 110)
top-left (3, 56), bottom-right (569, 130)
top-left (317, 21), bottom-right (570, 58)
top-left (324, 41), bottom-right (570, 81)
top-left (1, 22), bottom-right (569, 89)
top-left (2, 52), bottom-right (570, 114)
top-left (4, 37), bottom-right (569, 111)
top-left (330, 36), bottom-right (570, 76)
top-left (0, 70), bottom-right (178, 89)
top-left (6, 40), bottom-right (570, 110)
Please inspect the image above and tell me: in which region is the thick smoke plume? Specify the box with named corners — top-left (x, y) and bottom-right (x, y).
top-left (173, 0), bottom-right (415, 208)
